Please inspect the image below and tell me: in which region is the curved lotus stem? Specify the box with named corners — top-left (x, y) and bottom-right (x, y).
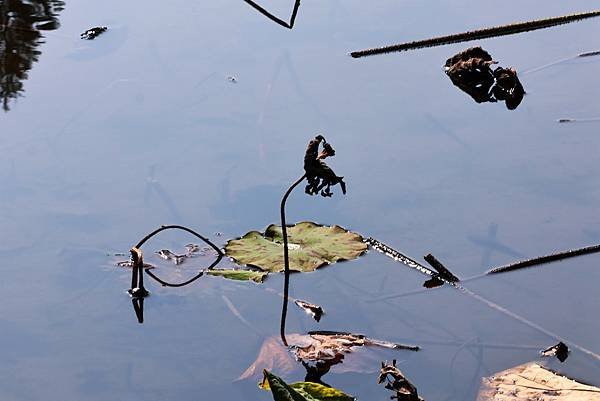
top-left (279, 174), bottom-right (307, 346)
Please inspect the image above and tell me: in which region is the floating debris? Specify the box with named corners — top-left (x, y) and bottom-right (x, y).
top-left (422, 276), bottom-right (444, 289)
top-left (424, 253), bottom-right (460, 282)
top-left (80, 26), bottom-right (107, 40)
top-left (116, 260), bottom-right (155, 270)
top-left (366, 237), bottom-right (447, 282)
top-left (156, 249), bottom-right (186, 265)
top-left (378, 360), bottom-right (423, 401)
top-left (541, 341), bottom-right (570, 362)
top-left (558, 117), bottom-right (600, 123)
top-left (238, 333), bottom-right (409, 381)
top-left (444, 47), bottom-right (525, 110)
top-left (350, 10), bottom-right (600, 58)
top-left (294, 300), bottom-right (324, 322)
top-left (291, 331), bottom-right (419, 365)
top-left (154, 243), bottom-right (206, 265)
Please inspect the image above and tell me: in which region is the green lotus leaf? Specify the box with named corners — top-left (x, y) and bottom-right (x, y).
top-left (260, 370), bottom-right (355, 401)
top-left (225, 222), bottom-right (367, 273)
top-left (206, 269), bottom-right (268, 283)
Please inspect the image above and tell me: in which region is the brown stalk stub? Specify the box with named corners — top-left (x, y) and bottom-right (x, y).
top-left (128, 247), bottom-right (149, 298)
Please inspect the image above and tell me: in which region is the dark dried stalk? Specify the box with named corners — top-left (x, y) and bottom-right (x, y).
top-left (368, 239), bottom-right (600, 361)
top-left (279, 174), bottom-right (307, 346)
top-left (558, 117), bottom-right (600, 123)
top-left (128, 247), bottom-right (149, 298)
top-left (242, 0), bottom-right (301, 29)
top-left (487, 243), bottom-right (600, 274)
top-left (350, 10), bottom-right (600, 58)
top-left (133, 224), bottom-right (224, 288)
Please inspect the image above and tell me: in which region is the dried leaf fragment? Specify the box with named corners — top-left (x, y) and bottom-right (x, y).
top-left (291, 331), bottom-right (419, 365)
top-left (444, 46), bottom-right (525, 110)
top-left (295, 300), bottom-right (324, 322)
top-left (378, 360), bottom-right (423, 401)
top-left (477, 363), bottom-right (600, 400)
top-left (80, 26), bottom-right (107, 40)
top-left (541, 341), bottom-right (570, 363)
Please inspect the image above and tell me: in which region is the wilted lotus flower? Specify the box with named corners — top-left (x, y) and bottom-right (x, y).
top-left (303, 135), bottom-right (346, 197)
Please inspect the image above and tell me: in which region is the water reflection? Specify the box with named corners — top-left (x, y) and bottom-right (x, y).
top-left (131, 297), bottom-right (144, 324)
top-left (0, 0), bottom-right (64, 111)
top-left (126, 225), bottom-right (224, 323)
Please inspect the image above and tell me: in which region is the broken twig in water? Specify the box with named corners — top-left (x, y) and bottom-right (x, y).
top-left (370, 240), bottom-right (600, 302)
top-left (367, 239), bottom-right (600, 361)
top-left (487, 243), bottom-right (600, 275)
top-left (424, 253), bottom-right (460, 282)
top-left (522, 49), bottom-right (600, 75)
top-left (350, 10), bottom-right (600, 58)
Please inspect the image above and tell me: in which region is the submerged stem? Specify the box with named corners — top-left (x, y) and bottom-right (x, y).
top-left (280, 174), bottom-right (307, 346)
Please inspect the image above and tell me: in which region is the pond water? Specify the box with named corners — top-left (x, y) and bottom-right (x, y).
top-left (1, 0), bottom-right (600, 400)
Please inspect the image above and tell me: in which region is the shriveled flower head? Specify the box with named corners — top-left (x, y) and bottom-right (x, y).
top-left (303, 135), bottom-right (346, 197)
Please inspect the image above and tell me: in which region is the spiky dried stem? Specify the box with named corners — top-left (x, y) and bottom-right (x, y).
top-left (351, 10), bottom-right (600, 58)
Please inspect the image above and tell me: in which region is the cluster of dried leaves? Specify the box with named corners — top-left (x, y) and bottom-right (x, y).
top-left (445, 47), bottom-right (525, 110)
top-left (304, 135), bottom-right (346, 197)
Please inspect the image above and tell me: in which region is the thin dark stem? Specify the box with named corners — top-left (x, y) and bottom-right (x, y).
top-left (134, 224), bottom-right (224, 288)
top-left (241, 0), bottom-right (301, 29)
top-left (280, 174), bottom-right (307, 346)
top-left (350, 10), bottom-right (600, 58)
top-left (486, 243), bottom-right (600, 274)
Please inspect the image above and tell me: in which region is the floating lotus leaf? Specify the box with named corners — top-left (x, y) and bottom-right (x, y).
top-left (225, 222), bottom-right (367, 272)
top-left (260, 370), bottom-right (355, 401)
top-left (207, 269), bottom-right (268, 283)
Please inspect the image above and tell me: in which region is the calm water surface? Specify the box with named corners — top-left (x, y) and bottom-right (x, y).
top-left (1, 1), bottom-right (600, 400)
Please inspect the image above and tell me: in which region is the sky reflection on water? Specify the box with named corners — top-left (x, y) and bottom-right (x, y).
top-left (1, 0), bottom-right (600, 400)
